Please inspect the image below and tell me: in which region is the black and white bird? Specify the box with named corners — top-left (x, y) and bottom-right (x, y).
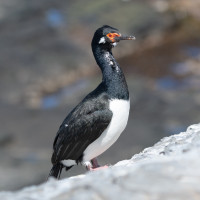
top-left (48, 25), bottom-right (135, 179)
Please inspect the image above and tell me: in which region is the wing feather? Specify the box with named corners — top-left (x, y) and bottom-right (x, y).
top-left (51, 109), bottom-right (112, 164)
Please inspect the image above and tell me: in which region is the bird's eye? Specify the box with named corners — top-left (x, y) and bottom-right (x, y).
top-left (107, 33), bottom-right (120, 39)
top-left (106, 33), bottom-right (121, 42)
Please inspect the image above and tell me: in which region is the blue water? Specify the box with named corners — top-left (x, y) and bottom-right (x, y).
top-left (156, 76), bottom-right (183, 90)
top-left (165, 125), bottom-right (186, 136)
top-left (184, 46), bottom-right (200, 58)
top-left (170, 62), bottom-right (190, 76)
top-left (42, 95), bottom-right (59, 109)
top-left (46, 9), bottom-right (65, 28)
top-left (42, 79), bottom-right (89, 109)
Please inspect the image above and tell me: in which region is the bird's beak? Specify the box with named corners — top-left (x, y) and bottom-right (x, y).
top-left (106, 33), bottom-right (135, 43)
top-left (119, 35), bottom-right (136, 40)
top-left (118, 35), bottom-right (136, 41)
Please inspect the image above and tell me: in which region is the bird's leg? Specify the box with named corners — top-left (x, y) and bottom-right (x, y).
top-left (89, 158), bottom-right (109, 171)
top-left (91, 157), bottom-right (100, 168)
top-left (83, 159), bottom-right (109, 171)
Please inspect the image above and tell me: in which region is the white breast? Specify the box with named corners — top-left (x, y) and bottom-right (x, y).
top-left (82, 99), bottom-right (130, 162)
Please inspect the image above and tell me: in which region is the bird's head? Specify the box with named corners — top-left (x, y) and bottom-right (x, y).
top-left (92, 25), bottom-right (135, 49)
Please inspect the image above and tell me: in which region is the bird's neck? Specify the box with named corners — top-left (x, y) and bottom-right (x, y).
top-left (92, 44), bottom-right (129, 100)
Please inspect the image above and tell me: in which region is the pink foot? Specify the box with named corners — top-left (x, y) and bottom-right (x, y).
top-left (89, 165), bottom-right (109, 171)
top-left (84, 158), bottom-right (110, 171)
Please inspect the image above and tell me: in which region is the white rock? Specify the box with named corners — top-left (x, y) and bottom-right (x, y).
top-left (1, 123), bottom-right (200, 200)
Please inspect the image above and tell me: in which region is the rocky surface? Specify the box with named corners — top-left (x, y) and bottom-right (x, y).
top-left (1, 123), bottom-right (200, 200)
top-left (1, 0), bottom-right (200, 192)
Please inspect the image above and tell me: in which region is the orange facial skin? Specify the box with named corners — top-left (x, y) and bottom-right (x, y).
top-left (106, 33), bottom-right (121, 42)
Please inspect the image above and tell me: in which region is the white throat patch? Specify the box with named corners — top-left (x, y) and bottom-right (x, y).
top-left (99, 37), bottom-right (106, 44)
top-left (112, 42), bottom-right (118, 47)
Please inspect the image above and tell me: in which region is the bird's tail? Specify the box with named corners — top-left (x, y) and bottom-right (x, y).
top-left (48, 163), bottom-right (63, 180)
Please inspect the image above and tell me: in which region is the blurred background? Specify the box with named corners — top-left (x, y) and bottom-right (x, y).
top-left (0, 0), bottom-right (200, 191)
